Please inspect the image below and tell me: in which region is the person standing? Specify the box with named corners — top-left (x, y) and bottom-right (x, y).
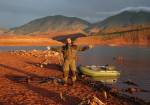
top-left (61, 38), bottom-right (92, 86)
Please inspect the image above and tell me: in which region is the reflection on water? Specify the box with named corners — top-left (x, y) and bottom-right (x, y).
top-left (92, 76), bottom-right (119, 84)
top-left (78, 46), bottom-right (150, 101)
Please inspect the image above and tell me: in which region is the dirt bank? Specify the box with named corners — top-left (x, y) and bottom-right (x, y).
top-left (0, 36), bottom-right (63, 46)
top-left (0, 35), bottom-right (150, 47)
top-left (75, 36), bottom-right (150, 47)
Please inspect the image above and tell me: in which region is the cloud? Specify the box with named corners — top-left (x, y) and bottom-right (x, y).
top-left (118, 6), bottom-right (150, 12)
top-left (96, 11), bottom-right (116, 15)
top-left (82, 16), bottom-right (105, 23)
top-left (0, 0), bottom-right (150, 28)
top-left (96, 6), bottom-right (150, 16)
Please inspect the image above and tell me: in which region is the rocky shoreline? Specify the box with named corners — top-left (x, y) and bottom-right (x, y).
top-left (0, 50), bottom-right (149, 105)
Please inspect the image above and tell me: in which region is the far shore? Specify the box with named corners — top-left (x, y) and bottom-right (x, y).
top-left (0, 35), bottom-right (150, 48)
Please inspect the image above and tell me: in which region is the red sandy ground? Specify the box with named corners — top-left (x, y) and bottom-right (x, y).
top-left (0, 52), bottom-right (138, 105)
top-left (0, 36), bottom-right (63, 46)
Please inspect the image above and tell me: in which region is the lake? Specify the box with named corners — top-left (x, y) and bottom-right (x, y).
top-left (78, 46), bottom-right (150, 101)
top-left (0, 45), bottom-right (150, 101)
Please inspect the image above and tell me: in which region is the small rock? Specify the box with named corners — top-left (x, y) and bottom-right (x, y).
top-left (123, 80), bottom-right (138, 86)
top-left (40, 64), bottom-right (43, 68)
top-left (110, 87), bottom-right (119, 93)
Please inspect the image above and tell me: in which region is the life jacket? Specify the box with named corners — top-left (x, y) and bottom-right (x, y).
top-left (62, 44), bottom-right (78, 60)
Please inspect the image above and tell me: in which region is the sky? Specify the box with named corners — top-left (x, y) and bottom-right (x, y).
top-left (0, 0), bottom-right (150, 28)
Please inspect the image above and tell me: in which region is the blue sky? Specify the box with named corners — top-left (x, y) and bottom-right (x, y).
top-left (0, 0), bottom-right (150, 28)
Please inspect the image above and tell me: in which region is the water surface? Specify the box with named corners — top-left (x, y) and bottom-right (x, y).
top-left (78, 46), bottom-right (150, 101)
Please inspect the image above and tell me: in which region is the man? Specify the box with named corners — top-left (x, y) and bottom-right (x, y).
top-left (61, 38), bottom-right (92, 86)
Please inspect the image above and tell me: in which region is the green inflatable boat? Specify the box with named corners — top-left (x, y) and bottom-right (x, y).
top-left (79, 65), bottom-right (120, 77)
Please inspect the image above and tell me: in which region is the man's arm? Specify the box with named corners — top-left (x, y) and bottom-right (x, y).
top-left (57, 46), bottom-right (65, 66)
top-left (77, 45), bottom-right (93, 51)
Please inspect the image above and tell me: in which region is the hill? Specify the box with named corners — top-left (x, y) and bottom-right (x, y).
top-left (87, 9), bottom-right (150, 33)
top-left (11, 15), bottom-right (91, 37)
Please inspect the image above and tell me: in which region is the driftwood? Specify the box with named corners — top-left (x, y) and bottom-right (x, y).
top-left (90, 96), bottom-right (105, 105)
top-left (103, 91), bottom-right (107, 100)
top-left (59, 91), bottom-right (66, 101)
top-left (79, 96), bottom-right (105, 105)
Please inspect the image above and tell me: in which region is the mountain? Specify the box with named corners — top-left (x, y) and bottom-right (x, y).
top-left (88, 9), bottom-right (150, 33)
top-left (7, 8), bottom-right (150, 38)
top-left (0, 28), bottom-right (9, 35)
top-left (11, 15), bottom-right (91, 37)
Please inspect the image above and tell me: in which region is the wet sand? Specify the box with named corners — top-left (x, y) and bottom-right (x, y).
top-left (0, 51), bottom-right (147, 105)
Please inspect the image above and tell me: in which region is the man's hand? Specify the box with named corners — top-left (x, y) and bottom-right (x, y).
top-left (89, 45), bottom-right (93, 49)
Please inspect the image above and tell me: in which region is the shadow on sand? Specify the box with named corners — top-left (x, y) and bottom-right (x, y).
top-left (5, 74), bottom-right (81, 105)
top-left (25, 61), bottom-right (63, 72)
top-left (0, 64), bottom-right (41, 77)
